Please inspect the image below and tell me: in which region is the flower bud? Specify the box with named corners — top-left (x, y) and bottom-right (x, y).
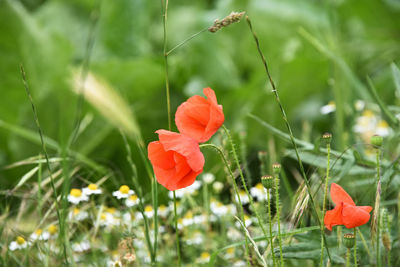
top-left (371, 135), bottom-right (383, 147)
top-left (343, 233), bottom-right (355, 248)
top-left (261, 175), bottom-right (274, 189)
top-left (272, 163), bottom-right (281, 175)
top-left (322, 132), bottom-right (332, 144)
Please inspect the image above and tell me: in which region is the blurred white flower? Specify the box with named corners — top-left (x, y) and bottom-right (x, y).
top-left (182, 211), bottom-right (194, 226)
top-left (320, 101), bottom-right (336, 114)
top-left (235, 190), bottom-right (250, 205)
top-left (158, 204), bottom-right (169, 218)
top-left (69, 208), bottom-right (89, 221)
top-left (250, 183), bottom-right (267, 201)
top-left (212, 181), bottom-right (224, 193)
top-left (125, 194), bottom-right (139, 207)
top-left (354, 100), bottom-right (365, 111)
top-left (235, 215), bottom-right (252, 228)
top-left (202, 173), bottom-right (215, 184)
top-left (144, 205), bottom-right (154, 218)
top-left (168, 181), bottom-right (202, 198)
top-left (233, 260), bottom-right (247, 267)
top-left (82, 183), bottom-right (102, 196)
top-left (197, 252), bottom-right (210, 264)
top-left (68, 189), bottom-right (89, 204)
top-left (9, 236), bottom-right (30, 251)
top-left (185, 231), bottom-right (204, 245)
top-left (30, 229), bottom-right (50, 241)
top-left (72, 240), bottom-right (91, 253)
top-left (113, 185), bottom-right (134, 199)
top-left (225, 247), bottom-right (236, 259)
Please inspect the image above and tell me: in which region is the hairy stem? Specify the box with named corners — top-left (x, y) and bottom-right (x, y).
top-left (354, 228), bottom-right (357, 267)
top-left (274, 173), bottom-right (283, 266)
top-left (320, 142), bottom-right (331, 266)
top-left (267, 189), bottom-right (277, 266)
top-left (376, 148), bottom-right (381, 267)
top-left (245, 16), bottom-right (331, 261)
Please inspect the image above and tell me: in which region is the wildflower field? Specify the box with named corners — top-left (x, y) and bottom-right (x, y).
top-left (1, 0), bottom-right (400, 266)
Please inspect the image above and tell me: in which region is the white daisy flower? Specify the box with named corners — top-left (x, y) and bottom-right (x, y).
top-left (82, 183), bottom-right (102, 195)
top-left (212, 181), bottom-right (224, 193)
top-left (125, 194), bottom-right (139, 207)
top-left (158, 204), bottom-right (169, 218)
top-left (182, 211), bottom-right (194, 226)
top-left (68, 189), bottom-right (89, 204)
top-left (235, 215), bottom-right (252, 228)
top-left (185, 230), bottom-right (204, 245)
top-left (233, 260), bottom-right (247, 267)
top-left (144, 205), bottom-right (154, 218)
top-left (197, 252), bottom-right (210, 264)
top-left (72, 240), bottom-right (91, 253)
top-left (177, 218), bottom-right (184, 230)
top-left (235, 190), bottom-right (250, 205)
top-left (320, 101), bottom-right (336, 114)
top-left (99, 207), bottom-right (120, 227)
top-left (113, 185), bottom-right (134, 199)
top-left (48, 224), bottom-right (58, 238)
top-left (9, 236), bottom-right (30, 251)
top-left (227, 227), bottom-right (242, 241)
top-left (210, 200), bottom-right (228, 216)
top-left (202, 173), bottom-right (215, 184)
top-left (376, 120), bottom-right (390, 136)
top-left (168, 201), bottom-right (183, 214)
top-left (194, 214), bottom-right (206, 224)
top-left (168, 180), bottom-right (202, 198)
top-left (69, 208), bottom-right (89, 221)
top-left (225, 247), bottom-right (236, 259)
top-left (107, 260), bottom-right (123, 267)
top-left (30, 229), bottom-right (50, 241)
top-left (250, 183), bottom-right (267, 201)
top-left (354, 100), bottom-right (365, 111)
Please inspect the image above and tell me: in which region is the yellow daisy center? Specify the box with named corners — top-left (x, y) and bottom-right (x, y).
top-left (73, 208), bottom-right (81, 215)
top-left (159, 205), bottom-right (166, 211)
top-left (227, 247), bottom-right (235, 254)
top-left (16, 236), bottom-right (25, 245)
top-left (100, 213), bottom-right (107, 220)
top-left (327, 100), bottom-right (336, 107)
top-left (35, 229), bottom-right (42, 235)
top-left (363, 110), bottom-right (374, 117)
top-left (244, 215), bottom-right (250, 221)
top-left (119, 185), bottom-right (130, 194)
top-left (184, 212), bottom-right (193, 219)
top-left (201, 252), bottom-right (210, 259)
top-left (70, 188), bottom-right (82, 197)
top-left (145, 205), bottom-right (153, 212)
top-left (378, 120), bottom-right (389, 128)
top-left (129, 195), bottom-right (138, 201)
top-left (106, 207), bottom-right (116, 214)
top-left (48, 225), bottom-right (57, 235)
top-left (255, 183), bottom-right (263, 190)
top-left (88, 184), bottom-right (97, 190)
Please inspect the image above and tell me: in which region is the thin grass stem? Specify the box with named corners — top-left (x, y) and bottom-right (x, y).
top-left (245, 16), bottom-right (331, 261)
top-left (354, 228), bottom-right (357, 267)
top-left (173, 191), bottom-right (181, 267)
top-left (166, 28), bottom-right (208, 56)
top-left (200, 143), bottom-right (252, 267)
top-left (375, 148), bottom-right (381, 267)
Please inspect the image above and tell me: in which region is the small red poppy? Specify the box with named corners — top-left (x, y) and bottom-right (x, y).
top-left (175, 88), bottom-right (224, 143)
top-left (147, 130), bottom-right (205, 191)
top-left (324, 183), bottom-right (372, 231)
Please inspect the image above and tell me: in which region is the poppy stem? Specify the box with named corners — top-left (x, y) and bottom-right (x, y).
top-left (267, 188), bottom-right (277, 267)
top-left (221, 126), bottom-right (270, 243)
top-left (274, 172), bottom-right (284, 266)
top-left (320, 136), bottom-right (331, 267)
top-left (200, 143), bottom-right (252, 267)
top-left (161, 0), bottom-right (172, 131)
top-left (347, 248), bottom-right (351, 267)
top-left (173, 191), bottom-right (182, 267)
top-left (354, 228), bottom-right (358, 267)
top-left (375, 148), bottom-right (382, 267)
top-left (245, 16), bottom-right (332, 262)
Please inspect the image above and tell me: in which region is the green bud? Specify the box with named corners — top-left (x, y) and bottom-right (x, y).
top-left (371, 135), bottom-right (383, 147)
top-left (322, 132), bottom-right (332, 144)
top-left (343, 233), bottom-right (355, 248)
top-left (272, 163), bottom-right (281, 175)
top-left (261, 175), bottom-right (274, 189)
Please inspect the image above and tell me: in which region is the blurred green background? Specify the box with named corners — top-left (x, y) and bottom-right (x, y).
top-left (1, 0), bottom-right (400, 198)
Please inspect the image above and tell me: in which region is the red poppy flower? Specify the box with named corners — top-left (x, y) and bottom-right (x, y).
top-left (147, 130), bottom-right (205, 191)
top-left (175, 88), bottom-right (224, 143)
top-left (324, 183), bottom-right (372, 231)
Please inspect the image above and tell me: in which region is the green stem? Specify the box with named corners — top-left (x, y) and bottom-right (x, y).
top-left (200, 143), bottom-right (251, 266)
top-left (166, 28), bottom-right (208, 56)
top-left (245, 16), bottom-right (331, 261)
top-left (376, 148), bottom-right (381, 267)
top-left (347, 248), bottom-right (351, 267)
top-left (320, 142), bottom-right (331, 266)
top-left (173, 191), bottom-right (181, 267)
top-left (274, 174), bottom-right (283, 267)
top-left (267, 189), bottom-right (277, 267)
top-left (354, 228), bottom-right (357, 267)
top-left (222, 125), bottom-right (269, 240)
top-left (161, 0), bottom-right (172, 131)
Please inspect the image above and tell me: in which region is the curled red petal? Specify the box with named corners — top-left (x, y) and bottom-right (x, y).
top-left (330, 183), bottom-right (355, 206)
top-left (324, 203), bottom-right (344, 231)
top-left (147, 141), bottom-right (175, 169)
top-left (156, 130), bottom-right (204, 172)
top-left (342, 203), bottom-right (372, 229)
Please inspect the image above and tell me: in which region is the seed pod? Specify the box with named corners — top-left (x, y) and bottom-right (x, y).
top-left (261, 175), bottom-right (274, 189)
top-left (322, 132), bottom-right (332, 144)
top-left (272, 163), bottom-right (281, 175)
top-left (343, 233), bottom-right (355, 248)
top-left (371, 135), bottom-right (383, 147)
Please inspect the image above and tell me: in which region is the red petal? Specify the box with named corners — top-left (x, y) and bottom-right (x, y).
top-left (174, 169), bottom-right (202, 189)
top-left (203, 87), bottom-right (217, 104)
top-left (330, 183), bottom-right (355, 206)
top-left (324, 203), bottom-right (344, 231)
top-left (358, 206), bottom-right (373, 213)
top-left (156, 130), bottom-right (204, 172)
top-left (152, 165), bottom-right (176, 190)
top-left (342, 203), bottom-right (372, 229)
top-left (147, 141), bottom-right (175, 169)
